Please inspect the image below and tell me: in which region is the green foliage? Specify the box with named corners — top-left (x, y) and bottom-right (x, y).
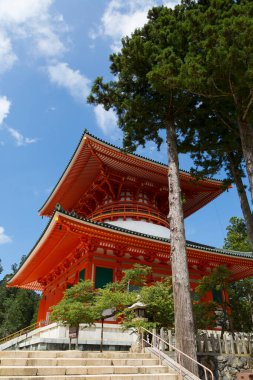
top-left (195, 266), bottom-right (232, 332)
top-left (196, 266), bottom-right (231, 297)
top-left (121, 264), bottom-right (152, 289)
top-left (222, 217), bottom-right (253, 331)
top-left (229, 279), bottom-right (253, 332)
top-left (224, 217), bottom-right (251, 252)
top-left (195, 264), bottom-right (253, 332)
top-left (192, 301), bottom-right (217, 330)
top-left (181, 0), bottom-right (253, 124)
top-left (51, 265), bottom-right (174, 332)
top-left (180, 0), bottom-right (253, 209)
top-left (95, 267), bottom-right (174, 330)
top-left (94, 282), bottom-right (136, 317)
top-left (140, 278), bottom-right (174, 328)
top-left (0, 258), bottom-right (40, 338)
top-left (87, 5), bottom-right (196, 151)
top-left (50, 281), bottom-right (99, 327)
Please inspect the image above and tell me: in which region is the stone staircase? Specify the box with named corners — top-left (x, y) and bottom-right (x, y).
top-left (0, 350), bottom-right (178, 380)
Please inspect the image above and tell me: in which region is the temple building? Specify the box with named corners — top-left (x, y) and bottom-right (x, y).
top-left (8, 131), bottom-right (253, 324)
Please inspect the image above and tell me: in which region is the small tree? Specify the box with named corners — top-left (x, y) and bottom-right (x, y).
top-left (121, 264), bottom-right (152, 290)
top-left (94, 265), bottom-right (154, 318)
top-left (192, 301), bottom-right (217, 331)
top-left (95, 266), bottom-right (174, 330)
top-left (50, 281), bottom-right (99, 347)
top-left (195, 266), bottom-right (233, 336)
top-left (224, 217), bottom-right (251, 252)
top-left (223, 217), bottom-right (253, 330)
top-left (140, 277), bottom-right (174, 329)
top-left (229, 279), bottom-right (253, 332)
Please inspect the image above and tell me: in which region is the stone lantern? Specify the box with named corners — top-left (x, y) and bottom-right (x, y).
top-left (128, 301), bottom-right (148, 321)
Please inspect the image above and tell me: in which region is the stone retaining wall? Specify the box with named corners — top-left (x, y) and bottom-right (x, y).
top-left (198, 354), bottom-right (253, 380)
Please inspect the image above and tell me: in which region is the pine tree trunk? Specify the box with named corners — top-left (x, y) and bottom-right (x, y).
top-left (166, 123), bottom-right (198, 375)
top-left (238, 120), bottom-right (253, 202)
top-left (229, 158), bottom-right (253, 253)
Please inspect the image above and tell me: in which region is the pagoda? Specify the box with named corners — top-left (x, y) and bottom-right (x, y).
top-left (8, 131), bottom-right (253, 324)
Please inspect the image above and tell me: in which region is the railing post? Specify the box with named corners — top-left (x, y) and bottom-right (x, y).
top-left (168, 329), bottom-right (172, 351)
top-left (217, 334), bottom-right (222, 354)
top-left (152, 328), bottom-right (156, 348)
top-left (160, 327), bottom-right (165, 351)
top-left (230, 334), bottom-right (235, 354)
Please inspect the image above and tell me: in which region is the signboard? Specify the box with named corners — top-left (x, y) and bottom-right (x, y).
top-left (69, 326), bottom-right (78, 339)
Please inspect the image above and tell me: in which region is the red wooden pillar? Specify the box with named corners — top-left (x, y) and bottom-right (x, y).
top-left (115, 261), bottom-right (122, 282)
top-left (37, 294), bottom-right (47, 324)
top-left (85, 255), bottom-right (93, 281)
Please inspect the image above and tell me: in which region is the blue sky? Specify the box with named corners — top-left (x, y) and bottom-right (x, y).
top-left (0, 0), bottom-right (248, 276)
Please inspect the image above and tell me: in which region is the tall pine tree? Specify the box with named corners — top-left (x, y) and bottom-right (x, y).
top-left (88, 5), bottom-right (198, 373)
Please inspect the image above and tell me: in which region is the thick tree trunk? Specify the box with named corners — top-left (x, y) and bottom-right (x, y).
top-left (248, 294), bottom-right (253, 327)
top-left (229, 158), bottom-right (253, 253)
top-left (166, 124), bottom-right (198, 375)
top-left (238, 120), bottom-right (253, 202)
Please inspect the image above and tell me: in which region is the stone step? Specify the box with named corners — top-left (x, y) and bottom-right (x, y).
top-left (0, 351), bottom-right (151, 359)
top-left (0, 350), bottom-right (179, 380)
top-left (0, 365), bottom-right (171, 376)
top-left (0, 374), bottom-right (178, 380)
top-left (0, 358), bottom-right (159, 366)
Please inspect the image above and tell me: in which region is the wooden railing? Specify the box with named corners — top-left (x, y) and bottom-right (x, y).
top-left (0, 322), bottom-right (43, 346)
top-left (196, 330), bottom-right (252, 355)
top-left (155, 328), bottom-right (253, 356)
top-left (89, 200), bottom-right (168, 227)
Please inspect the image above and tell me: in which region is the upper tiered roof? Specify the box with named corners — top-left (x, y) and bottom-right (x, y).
top-left (39, 131), bottom-right (224, 219)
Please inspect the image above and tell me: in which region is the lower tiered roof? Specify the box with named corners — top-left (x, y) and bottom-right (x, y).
top-left (8, 206), bottom-right (253, 291)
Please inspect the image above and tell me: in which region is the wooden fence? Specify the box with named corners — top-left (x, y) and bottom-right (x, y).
top-left (153, 328), bottom-right (253, 355)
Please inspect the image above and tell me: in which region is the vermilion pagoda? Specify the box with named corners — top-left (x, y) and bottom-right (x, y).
top-left (8, 131), bottom-right (253, 323)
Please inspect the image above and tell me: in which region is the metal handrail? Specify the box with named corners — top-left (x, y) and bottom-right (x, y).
top-left (140, 327), bottom-right (214, 380)
top-left (0, 321), bottom-right (43, 346)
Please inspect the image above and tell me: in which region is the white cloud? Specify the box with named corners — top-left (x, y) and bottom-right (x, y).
top-left (35, 26), bottom-right (66, 57)
top-left (0, 0), bottom-right (66, 73)
top-left (94, 105), bottom-right (118, 136)
top-left (0, 32), bottom-right (17, 73)
top-left (0, 96), bottom-right (37, 146)
top-left (0, 226), bottom-right (12, 245)
top-left (0, 96), bottom-right (11, 124)
top-left (6, 127), bottom-right (37, 146)
top-left (0, 0), bottom-right (52, 24)
top-left (47, 62), bottom-right (90, 102)
top-left (92, 0), bottom-right (180, 51)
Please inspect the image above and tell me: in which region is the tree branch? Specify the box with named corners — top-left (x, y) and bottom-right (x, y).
top-left (242, 90), bottom-right (253, 121)
top-left (228, 70), bottom-right (238, 106)
top-left (211, 78), bottom-right (228, 96)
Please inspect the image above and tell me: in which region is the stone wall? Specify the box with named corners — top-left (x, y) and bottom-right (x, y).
top-left (198, 354), bottom-right (253, 380)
